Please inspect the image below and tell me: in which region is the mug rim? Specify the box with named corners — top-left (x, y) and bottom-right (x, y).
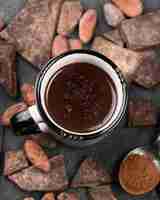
top-left (35, 49), bottom-right (128, 140)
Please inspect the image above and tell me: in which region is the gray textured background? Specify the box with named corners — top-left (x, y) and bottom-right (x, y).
top-left (1, 0), bottom-right (160, 199)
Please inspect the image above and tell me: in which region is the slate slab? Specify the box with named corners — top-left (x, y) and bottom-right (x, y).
top-left (0, 1), bottom-right (160, 200)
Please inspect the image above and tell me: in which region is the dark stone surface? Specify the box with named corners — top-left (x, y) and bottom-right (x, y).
top-left (0, 0), bottom-right (160, 199)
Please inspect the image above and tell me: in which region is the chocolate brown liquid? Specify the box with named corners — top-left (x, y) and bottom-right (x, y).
top-left (45, 63), bottom-right (117, 133)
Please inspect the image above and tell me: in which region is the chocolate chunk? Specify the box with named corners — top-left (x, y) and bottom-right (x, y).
top-left (0, 38), bottom-right (17, 96)
top-left (102, 29), bottom-right (124, 47)
top-left (71, 159), bottom-right (112, 188)
top-left (92, 37), bottom-right (142, 82)
top-left (0, 0), bottom-right (64, 68)
top-left (9, 155), bottom-right (68, 191)
top-left (88, 185), bottom-right (117, 200)
top-left (128, 99), bottom-right (157, 127)
top-left (4, 150), bottom-right (29, 176)
top-left (134, 49), bottom-right (160, 88)
top-left (120, 10), bottom-right (160, 50)
top-left (57, 0), bottom-right (83, 36)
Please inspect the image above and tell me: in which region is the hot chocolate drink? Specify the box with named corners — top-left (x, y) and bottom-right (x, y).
top-left (45, 62), bottom-right (117, 133)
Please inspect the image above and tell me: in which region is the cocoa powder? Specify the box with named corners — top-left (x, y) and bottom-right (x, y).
top-left (119, 154), bottom-right (160, 195)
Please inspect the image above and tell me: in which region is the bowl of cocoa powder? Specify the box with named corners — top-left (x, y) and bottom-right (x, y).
top-left (119, 149), bottom-right (160, 195)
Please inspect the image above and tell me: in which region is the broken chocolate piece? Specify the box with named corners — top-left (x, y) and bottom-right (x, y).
top-left (92, 37), bottom-right (142, 82)
top-left (57, 0), bottom-right (83, 36)
top-left (88, 185), bottom-right (117, 200)
top-left (4, 150), bottom-right (29, 176)
top-left (71, 159), bottom-right (112, 188)
top-left (9, 155), bottom-right (68, 191)
top-left (128, 99), bottom-right (157, 127)
top-left (102, 29), bottom-right (124, 47)
top-left (134, 49), bottom-right (160, 88)
top-left (41, 193), bottom-right (56, 200)
top-left (0, 38), bottom-right (17, 96)
top-left (120, 10), bottom-right (160, 50)
top-left (0, 0), bottom-right (64, 68)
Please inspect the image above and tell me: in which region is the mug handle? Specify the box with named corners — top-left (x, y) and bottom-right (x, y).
top-left (11, 105), bottom-right (49, 135)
